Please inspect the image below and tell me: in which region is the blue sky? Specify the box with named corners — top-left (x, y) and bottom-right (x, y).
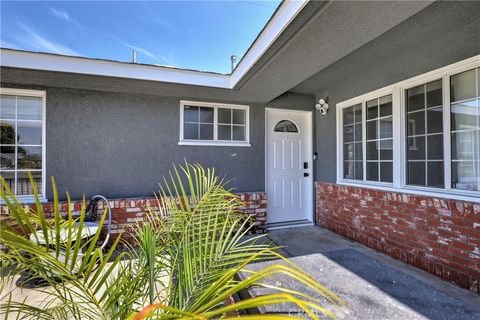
top-left (0, 1), bottom-right (280, 74)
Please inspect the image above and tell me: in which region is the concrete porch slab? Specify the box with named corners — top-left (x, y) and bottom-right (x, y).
top-left (251, 225), bottom-right (480, 319)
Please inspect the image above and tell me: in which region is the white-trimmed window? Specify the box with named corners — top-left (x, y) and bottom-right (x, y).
top-left (179, 101), bottom-right (250, 146)
top-left (337, 55), bottom-right (480, 200)
top-left (340, 90), bottom-right (395, 185)
top-left (0, 88), bottom-right (46, 200)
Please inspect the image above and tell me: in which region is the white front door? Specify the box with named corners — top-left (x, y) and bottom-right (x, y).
top-left (266, 109), bottom-right (313, 224)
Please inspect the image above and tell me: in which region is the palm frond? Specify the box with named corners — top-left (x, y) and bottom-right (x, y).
top-left (1, 164), bottom-right (343, 320)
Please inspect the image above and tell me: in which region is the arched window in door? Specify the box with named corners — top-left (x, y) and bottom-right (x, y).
top-left (274, 120), bottom-right (298, 133)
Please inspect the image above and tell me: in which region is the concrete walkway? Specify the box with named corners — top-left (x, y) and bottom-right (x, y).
top-left (262, 225), bottom-right (480, 320)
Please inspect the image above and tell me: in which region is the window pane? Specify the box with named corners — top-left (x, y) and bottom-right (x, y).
top-left (218, 124), bottom-right (231, 140)
top-left (233, 109), bottom-right (246, 125)
top-left (218, 108), bottom-right (231, 124)
top-left (343, 107), bottom-right (354, 125)
top-left (407, 85), bottom-right (425, 112)
top-left (427, 135), bottom-right (443, 160)
top-left (344, 125), bottom-right (354, 142)
top-left (366, 141), bottom-right (378, 160)
top-left (407, 111), bottom-right (425, 136)
top-left (426, 80), bottom-right (442, 108)
top-left (355, 162), bottom-right (363, 180)
top-left (17, 146), bottom-right (42, 169)
top-left (427, 107), bottom-right (443, 134)
top-left (366, 162), bottom-right (378, 181)
top-left (343, 105), bottom-right (363, 181)
top-left (344, 161), bottom-right (354, 179)
top-left (0, 95), bottom-right (16, 119)
top-left (451, 130), bottom-right (478, 160)
top-left (184, 106), bottom-right (198, 122)
top-left (450, 67), bottom-right (479, 192)
top-left (233, 126), bottom-right (246, 141)
top-left (0, 171), bottom-right (15, 193)
top-left (354, 122), bottom-right (362, 142)
top-left (451, 69), bottom-right (476, 102)
top-left (366, 121), bottom-right (377, 140)
top-left (199, 124), bottom-right (213, 140)
top-left (344, 143), bottom-right (354, 161)
top-left (380, 162), bottom-right (393, 183)
top-left (452, 161), bottom-right (479, 191)
top-left (184, 123), bottom-right (198, 139)
top-left (451, 100), bottom-right (478, 131)
top-left (17, 121), bottom-right (42, 145)
top-left (379, 95), bottom-right (392, 117)
top-left (407, 136), bottom-right (425, 160)
top-left (274, 120), bottom-right (298, 133)
top-left (427, 162), bottom-right (444, 188)
top-left (380, 117), bottom-right (393, 138)
top-left (366, 99), bottom-right (378, 120)
top-left (380, 139), bottom-right (393, 160)
top-left (1, 120), bottom-right (15, 144)
top-left (199, 107), bottom-right (213, 123)
top-left (407, 162), bottom-right (425, 186)
top-left (17, 96), bottom-right (42, 120)
top-left (0, 146), bottom-right (15, 169)
top-left (16, 171), bottom-right (42, 195)
top-left (355, 142), bottom-right (362, 161)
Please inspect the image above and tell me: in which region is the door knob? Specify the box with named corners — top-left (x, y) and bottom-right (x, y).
top-left (304, 173), bottom-right (309, 177)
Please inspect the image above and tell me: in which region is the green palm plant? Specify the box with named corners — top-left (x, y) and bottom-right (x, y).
top-left (0, 163), bottom-right (345, 319)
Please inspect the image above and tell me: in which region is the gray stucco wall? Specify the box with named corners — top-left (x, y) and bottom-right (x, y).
top-left (0, 83), bottom-right (313, 200)
top-left (299, 1), bottom-right (480, 183)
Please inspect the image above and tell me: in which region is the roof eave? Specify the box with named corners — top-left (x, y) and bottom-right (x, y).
top-left (0, 0), bottom-right (308, 90)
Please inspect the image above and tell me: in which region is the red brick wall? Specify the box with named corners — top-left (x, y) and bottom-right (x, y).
top-left (316, 182), bottom-right (480, 293)
top-left (1, 192), bottom-right (268, 248)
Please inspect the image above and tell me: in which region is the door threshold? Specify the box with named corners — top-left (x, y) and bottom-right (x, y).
top-left (268, 219), bottom-right (313, 231)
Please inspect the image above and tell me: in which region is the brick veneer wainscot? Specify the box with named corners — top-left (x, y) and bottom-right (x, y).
top-left (315, 182), bottom-right (480, 293)
top-left (1, 192), bottom-right (267, 249)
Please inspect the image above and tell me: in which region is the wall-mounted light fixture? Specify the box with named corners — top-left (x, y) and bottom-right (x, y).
top-left (315, 98), bottom-right (329, 115)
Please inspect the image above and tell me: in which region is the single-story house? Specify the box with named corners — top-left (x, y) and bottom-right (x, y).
top-left (1, 1), bottom-right (479, 292)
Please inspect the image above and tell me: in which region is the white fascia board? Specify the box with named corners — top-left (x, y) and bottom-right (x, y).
top-left (0, 49), bottom-right (231, 88)
top-left (229, 0), bottom-right (308, 87)
top-left (0, 0), bottom-right (308, 90)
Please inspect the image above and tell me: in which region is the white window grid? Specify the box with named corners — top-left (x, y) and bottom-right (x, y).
top-left (342, 104), bottom-right (363, 180)
top-left (336, 54), bottom-right (480, 201)
top-left (365, 95), bottom-right (394, 183)
top-left (179, 100), bottom-right (250, 147)
top-left (405, 80), bottom-right (445, 188)
top-left (0, 88), bottom-right (46, 201)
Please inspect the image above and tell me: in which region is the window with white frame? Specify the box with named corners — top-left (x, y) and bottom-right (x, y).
top-left (0, 89), bottom-right (45, 199)
top-left (450, 68), bottom-right (480, 191)
top-left (180, 101), bottom-right (249, 146)
top-left (405, 80), bottom-right (444, 188)
top-left (366, 95), bottom-right (393, 183)
top-left (337, 55), bottom-right (480, 199)
top-left (342, 104), bottom-right (363, 180)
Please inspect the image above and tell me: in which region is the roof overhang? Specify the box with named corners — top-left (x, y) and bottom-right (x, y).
top-left (0, 0), bottom-right (307, 89)
top-left (1, 1), bottom-right (435, 103)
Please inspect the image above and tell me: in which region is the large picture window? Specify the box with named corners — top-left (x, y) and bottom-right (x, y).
top-left (179, 101), bottom-right (249, 146)
top-left (337, 55), bottom-right (480, 200)
top-left (0, 88), bottom-right (45, 199)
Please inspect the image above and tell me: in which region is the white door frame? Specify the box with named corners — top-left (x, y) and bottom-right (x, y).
top-left (265, 108), bottom-right (314, 224)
